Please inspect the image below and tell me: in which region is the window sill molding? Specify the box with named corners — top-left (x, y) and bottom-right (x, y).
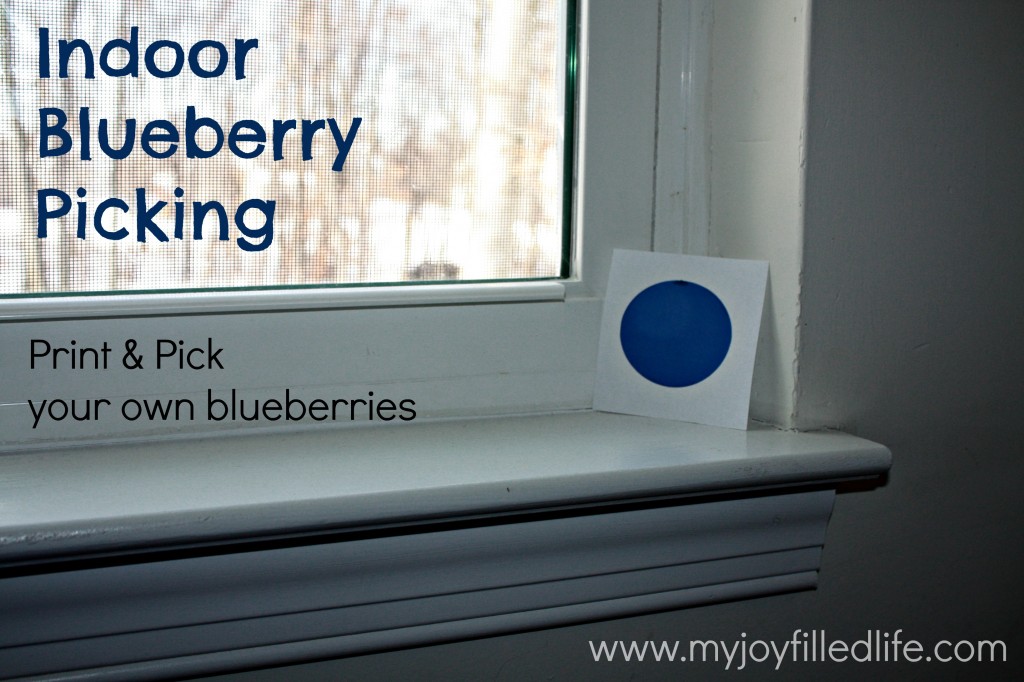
top-left (0, 411), bottom-right (890, 680)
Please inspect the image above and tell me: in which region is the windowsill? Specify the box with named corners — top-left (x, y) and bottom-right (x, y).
top-left (0, 410), bottom-right (889, 566)
top-left (0, 412), bottom-right (891, 680)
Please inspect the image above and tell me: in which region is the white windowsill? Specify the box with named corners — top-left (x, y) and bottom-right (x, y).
top-left (0, 411), bottom-right (891, 681)
top-left (0, 410), bottom-right (889, 564)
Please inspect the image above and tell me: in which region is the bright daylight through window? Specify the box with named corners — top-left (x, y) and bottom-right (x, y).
top-left (0, 0), bottom-right (573, 296)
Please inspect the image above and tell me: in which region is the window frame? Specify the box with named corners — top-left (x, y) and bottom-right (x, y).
top-left (0, 5), bottom-right (900, 678)
top-left (0, 0), bottom-right (713, 450)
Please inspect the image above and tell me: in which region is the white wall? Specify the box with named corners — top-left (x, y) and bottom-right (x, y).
top-left (708, 0), bottom-right (809, 428)
top-left (204, 1), bottom-right (1023, 679)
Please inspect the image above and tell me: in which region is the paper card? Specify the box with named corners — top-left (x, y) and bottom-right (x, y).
top-left (593, 250), bottom-right (768, 430)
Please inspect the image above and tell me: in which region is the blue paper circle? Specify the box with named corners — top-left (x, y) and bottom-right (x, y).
top-left (619, 280), bottom-right (732, 387)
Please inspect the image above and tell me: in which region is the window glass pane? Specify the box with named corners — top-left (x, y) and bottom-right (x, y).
top-left (0, 0), bottom-right (569, 295)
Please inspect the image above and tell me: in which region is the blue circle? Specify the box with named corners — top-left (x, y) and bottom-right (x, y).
top-left (619, 280), bottom-right (732, 387)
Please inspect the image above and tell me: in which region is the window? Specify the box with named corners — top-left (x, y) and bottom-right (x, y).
top-left (1, 0), bottom-right (572, 295)
top-left (0, 0), bottom-right (699, 450)
top-left (0, 8), bottom-right (897, 679)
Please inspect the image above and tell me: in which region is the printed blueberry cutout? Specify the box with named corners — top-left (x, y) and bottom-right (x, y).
top-left (619, 280), bottom-right (732, 387)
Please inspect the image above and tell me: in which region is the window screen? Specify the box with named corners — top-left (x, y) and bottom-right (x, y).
top-left (0, 0), bottom-right (572, 295)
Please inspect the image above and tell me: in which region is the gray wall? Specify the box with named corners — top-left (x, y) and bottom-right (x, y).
top-left (795, 0), bottom-right (1024, 678)
top-left (208, 1), bottom-right (1023, 679)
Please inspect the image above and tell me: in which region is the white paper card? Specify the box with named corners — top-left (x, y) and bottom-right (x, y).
top-left (593, 250), bottom-right (768, 429)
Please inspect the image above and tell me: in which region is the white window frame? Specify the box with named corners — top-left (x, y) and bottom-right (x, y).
top-left (0, 0), bottom-right (712, 449)
top-left (0, 5), bottom-right (895, 678)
